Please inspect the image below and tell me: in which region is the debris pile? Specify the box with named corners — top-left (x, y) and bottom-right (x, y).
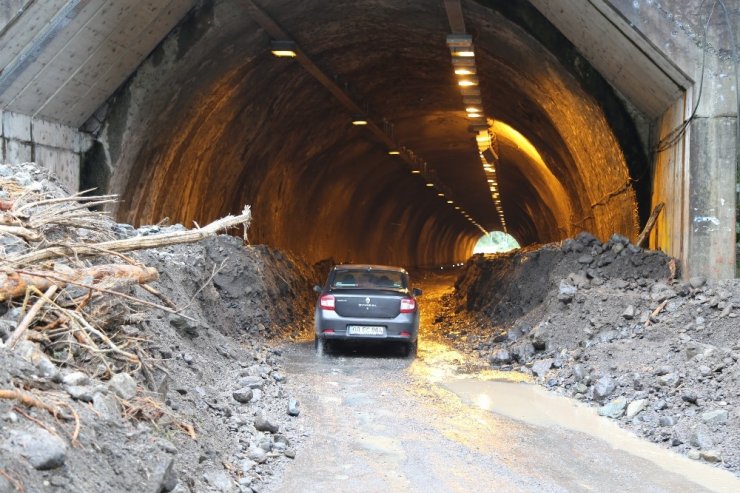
top-left (0, 163), bottom-right (316, 493)
top-left (439, 232), bottom-right (740, 473)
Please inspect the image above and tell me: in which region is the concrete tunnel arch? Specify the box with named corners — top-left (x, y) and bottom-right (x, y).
top-left (86, 0), bottom-right (649, 267)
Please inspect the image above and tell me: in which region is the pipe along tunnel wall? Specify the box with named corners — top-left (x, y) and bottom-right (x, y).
top-left (83, 0), bottom-right (649, 267)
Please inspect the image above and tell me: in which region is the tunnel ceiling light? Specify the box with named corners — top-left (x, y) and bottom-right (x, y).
top-left (458, 78), bottom-right (478, 87)
top-left (437, 192), bottom-right (445, 197)
top-left (351, 116), bottom-right (368, 126)
top-left (454, 67), bottom-right (476, 76)
top-left (466, 106), bottom-right (481, 113)
top-left (411, 170), bottom-right (421, 174)
top-left (270, 40), bottom-right (297, 57)
top-left (388, 149), bottom-right (400, 155)
top-left (451, 47), bottom-right (475, 57)
top-left (426, 183), bottom-right (434, 187)
top-left (467, 113), bottom-right (482, 119)
top-left (447, 200), bottom-right (454, 204)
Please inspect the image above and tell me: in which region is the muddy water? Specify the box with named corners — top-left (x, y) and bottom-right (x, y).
top-left (268, 275), bottom-right (740, 493)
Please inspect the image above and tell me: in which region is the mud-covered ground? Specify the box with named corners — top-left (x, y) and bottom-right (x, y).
top-left (0, 163), bottom-right (317, 493)
top-left (434, 233), bottom-right (740, 474)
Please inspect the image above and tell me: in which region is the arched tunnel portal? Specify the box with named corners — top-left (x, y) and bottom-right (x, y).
top-left (89, 0), bottom-right (650, 267)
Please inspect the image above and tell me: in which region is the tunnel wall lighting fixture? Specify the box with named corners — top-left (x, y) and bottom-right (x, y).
top-left (270, 40), bottom-right (297, 57)
top-left (388, 149), bottom-right (400, 155)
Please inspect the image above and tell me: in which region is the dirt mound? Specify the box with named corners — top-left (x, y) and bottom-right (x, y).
top-left (440, 233), bottom-right (740, 474)
top-left (0, 162), bottom-right (317, 493)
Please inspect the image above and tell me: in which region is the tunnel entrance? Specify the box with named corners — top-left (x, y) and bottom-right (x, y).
top-left (85, 0), bottom-right (651, 268)
top-left (473, 232), bottom-right (520, 254)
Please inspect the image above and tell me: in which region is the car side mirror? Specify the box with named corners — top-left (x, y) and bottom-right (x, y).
top-left (313, 285), bottom-right (323, 293)
top-left (412, 287), bottom-right (422, 297)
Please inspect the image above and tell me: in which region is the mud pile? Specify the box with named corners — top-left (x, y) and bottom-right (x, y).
top-left (440, 232), bottom-right (740, 473)
top-left (0, 163), bottom-right (317, 493)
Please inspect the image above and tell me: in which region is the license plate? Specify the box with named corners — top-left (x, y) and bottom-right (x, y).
top-left (347, 325), bottom-right (385, 336)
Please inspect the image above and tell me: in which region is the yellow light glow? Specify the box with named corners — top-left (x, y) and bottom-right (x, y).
top-left (447, 200), bottom-right (454, 204)
top-left (426, 183), bottom-right (434, 187)
top-left (487, 179), bottom-right (494, 183)
top-left (452, 50), bottom-right (475, 57)
top-left (388, 150), bottom-right (400, 155)
top-left (271, 50), bottom-right (297, 57)
top-left (455, 68), bottom-right (474, 75)
top-left (467, 113), bottom-right (482, 119)
top-left (411, 170), bottom-right (421, 174)
top-left (458, 80), bottom-right (476, 87)
top-left (437, 193), bottom-right (445, 197)
top-left (466, 107), bottom-right (481, 113)
top-left (454, 206), bottom-right (461, 210)
top-left (352, 119), bottom-right (368, 126)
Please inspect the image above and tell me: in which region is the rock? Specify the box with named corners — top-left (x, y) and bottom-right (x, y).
top-left (272, 372), bottom-right (286, 383)
top-left (287, 398), bottom-right (300, 417)
top-left (109, 372), bottom-right (137, 400)
top-left (169, 314), bottom-right (199, 336)
top-left (572, 364), bottom-right (587, 382)
top-left (598, 397), bottom-right (627, 418)
top-left (688, 450), bottom-right (701, 460)
top-left (593, 376), bottom-right (616, 402)
top-left (575, 231), bottom-right (598, 246)
top-left (689, 276), bottom-right (707, 289)
top-left (577, 255), bottom-right (594, 265)
top-left (254, 413), bottom-right (279, 433)
top-left (701, 409), bottom-right (729, 425)
top-left (658, 373), bottom-right (680, 387)
top-left (202, 469), bottom-right (234, 492)
top-left (653, 399), bottom-right (668, 411)
top-left (529, 325), bottom-right (547, 351)
top-left (659, 416), bottom-right (676, 427)
top-left (285, 448), bottom-right (296, 459)
top-left (557, 281), bottom-right (577, 303)
top-left (510, 341), bottom-right (535, 363)
top-left (626, 399), bottom-right (648, 419)
top-left (700, 450), bottom-right (722, 463)
top-left (150, 456), bottom-right (178, 493)
top-left (681, 392), bottom-right (698, 404)
top-left (62, 371), bottom-right (89, 386)
top-left (239, 376), bottom-right (264, 389)
top-left (689, 426), bottom-right (714, 449)
top-left (65, 385), bottom-right (95, 402)
top-left (233, 388), bottom-right (254, 404)
top-left (531, 359), bottom-right (553, 378)
top-left (11, 428), bottom-right (67, 470)
top-left (93, 393), bottom-right (121, 419)
top-left (490, 348), bottom-right (511, 365)
top-left (622, 305), bottom-right (636, 320)
top-left (247, 446), bottom-right (268, 464)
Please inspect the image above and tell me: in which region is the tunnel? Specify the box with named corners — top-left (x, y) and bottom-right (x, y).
top-left (85, 0), bottom-right (650, 267)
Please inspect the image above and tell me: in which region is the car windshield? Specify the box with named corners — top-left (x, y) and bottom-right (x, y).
top-left (330, 269), bottom-right (407, 290)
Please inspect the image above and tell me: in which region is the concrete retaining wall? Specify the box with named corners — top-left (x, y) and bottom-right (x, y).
top-left (1, 111), bottom-right (91, 193)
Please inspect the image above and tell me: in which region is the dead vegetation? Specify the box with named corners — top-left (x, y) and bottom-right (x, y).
top-left (0, 175), bottom-right (251, 443)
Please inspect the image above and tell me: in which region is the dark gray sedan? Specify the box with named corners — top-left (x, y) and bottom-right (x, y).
top-left (313, 264), bottom-right (422, 357)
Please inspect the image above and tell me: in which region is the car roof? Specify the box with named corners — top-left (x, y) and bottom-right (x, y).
top-left (332, 264), bottom-right (407, 274)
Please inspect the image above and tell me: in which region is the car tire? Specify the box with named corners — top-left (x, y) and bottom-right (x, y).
top-left (315, 335), bottom-right (327, 355)
top-left (405, 339), bottom-right (418, 358)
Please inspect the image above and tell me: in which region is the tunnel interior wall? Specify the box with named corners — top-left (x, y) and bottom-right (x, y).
top-left (83, 0), bottom-right (650, 266)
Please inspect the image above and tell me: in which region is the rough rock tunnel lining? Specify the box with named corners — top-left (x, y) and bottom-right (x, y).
top-left (89, 0), bottom-right (650, 267)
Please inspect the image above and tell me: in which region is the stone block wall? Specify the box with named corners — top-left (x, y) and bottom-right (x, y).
top-left (1, 111), bottom-right (91, 193)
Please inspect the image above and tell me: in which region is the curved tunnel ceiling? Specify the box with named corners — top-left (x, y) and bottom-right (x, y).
top-left (88, 0), bottom-right (648, 267)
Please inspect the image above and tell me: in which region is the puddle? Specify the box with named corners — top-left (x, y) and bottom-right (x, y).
top-left (443, 379), bottom-right (740, 493)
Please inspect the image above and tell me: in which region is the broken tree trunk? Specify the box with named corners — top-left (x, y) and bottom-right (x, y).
top-left (0, 264), bottom-right (159, 302)
top-left (636, 202), bottom-right (665, 248)
top-left (5, 206), bottom-right (251, 266)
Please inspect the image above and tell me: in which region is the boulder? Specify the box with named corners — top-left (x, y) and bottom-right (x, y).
top-left (598, 397), bottom-right (627, 418)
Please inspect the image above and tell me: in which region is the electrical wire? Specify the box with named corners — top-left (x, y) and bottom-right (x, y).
top-left (655, 0), bottom-right (716, 153)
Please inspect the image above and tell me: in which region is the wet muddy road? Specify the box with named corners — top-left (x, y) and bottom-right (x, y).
top-left (267, 275), bottom-right (740, 493)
